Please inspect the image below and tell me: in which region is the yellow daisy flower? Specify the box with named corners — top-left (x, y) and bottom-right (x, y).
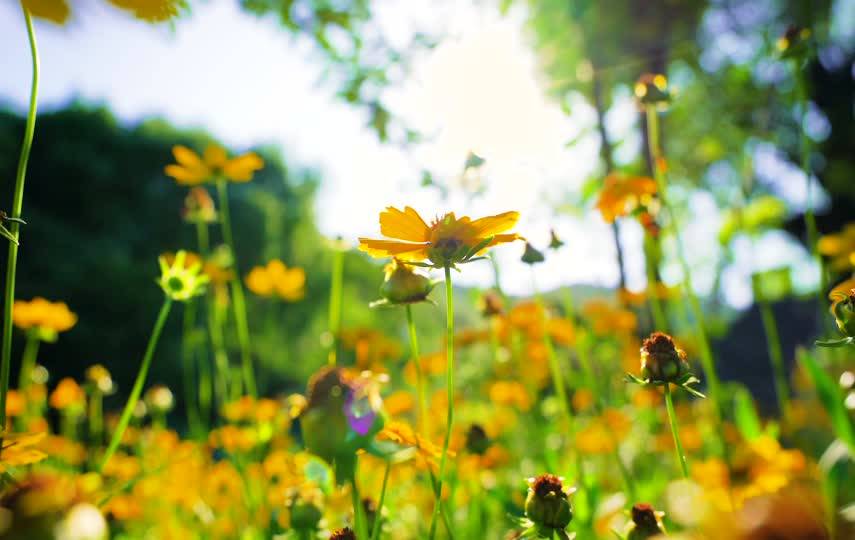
top-left (12, 297), bottom-right (77, 341)
top-left (358, 206), bottom-right (522, 267)
top-left (164, 144), bottom-right (264, 186)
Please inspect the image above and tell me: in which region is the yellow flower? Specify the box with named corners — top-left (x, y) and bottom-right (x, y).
top-left (157, 250), bottom-right (209, 301)
top-left (22, 0), bottom-right (184, 24)
top-left (21, 0), bottom-right (70, 24)
top-left (596, 173), bottom-right (657, 223)
top-left (358, 206), bottom-right (522, 267)
top-left (245, 259), bottom-right (306, 301)
top-left (818, 223), bottom-right (855, 272)
top-left (376, 421), bottom-right (450, 466)
top-left (0, 431), bottom-right (48, 473)
top-left (12, 297), bottom-right (77, 340)
top-left (164, 144), bottom-right (264, 186)
top-left (107, 0), bottom-right (186, 22)
top-left (49, 378), bottom-right (86, 411)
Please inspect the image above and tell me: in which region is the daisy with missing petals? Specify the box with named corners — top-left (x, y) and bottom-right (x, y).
top-left (358, 206), bottom-right (522, 269)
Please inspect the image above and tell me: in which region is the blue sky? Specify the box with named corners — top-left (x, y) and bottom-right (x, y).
top-left (0, 1), bottom-right (822, 306)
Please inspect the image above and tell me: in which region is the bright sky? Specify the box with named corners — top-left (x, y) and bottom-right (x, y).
top-left (0, 1), bottom-right (817, 307)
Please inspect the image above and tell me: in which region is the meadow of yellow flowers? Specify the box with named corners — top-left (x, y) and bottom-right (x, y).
top-left (0, 2), bottom-right (853, 540)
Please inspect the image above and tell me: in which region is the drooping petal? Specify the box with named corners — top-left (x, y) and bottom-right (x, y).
top-left (164, 165), bottom-right (207, 185)
top-left (223, 152), bottom-right (264, 182)
top-left (22, 0), bottom-right (71, 25)
top-left (380, 206), bottom-right (430, 242)
top-left (358, 238), bottom-right (430, 261)
top-left (468, 211), bottom-right (520, 238)
top-left (172, 145), bottom-right (204, 168)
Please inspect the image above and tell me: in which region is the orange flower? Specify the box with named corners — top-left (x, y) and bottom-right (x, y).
top-left (245, 259), bottom-right (306, 301)
top-left (49, 378), bottom-right (85, 411)
top-left (12, 297), bottom-right (77, 338)
top-left (596, 173), bottom-right (657, 223)
top-left (165, 144), bottom-right (264, 186)
top-left (358, 206), bottom-right (521, 267)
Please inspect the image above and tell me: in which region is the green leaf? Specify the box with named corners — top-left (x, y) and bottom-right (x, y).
top-left (733, 386), bottom-right (762, 441)
top-left (799, 349), bottom-right (855, 454)
top-left (302, 454), bottom-right (335, 494)
top-left (815, 337), bottom-right (854, 348)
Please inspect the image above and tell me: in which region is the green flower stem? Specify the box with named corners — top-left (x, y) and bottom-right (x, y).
top-left (428, 265), bottom-right (456, 540)
top-left (759, 300), bottom-right (790, 419)
top-left (405, 304), bottom-right (429, 436)
top-left (192, 218), bottom-right (217, 422)
top-left (328, 246), bottom-right (344, 365)
top-left (209, 297), bottom-right (231, 406)
top-left (532, 270), bottom-right (572, 430)
top-left (99, 298), bottom-right (173, 472)
top-left (17, 330), bottom-right (39, 394)
top-left (644, 234), bottom-right (669, 332)
top-left (645, 106), bottom-right (723, 421)
top-left (370, 459), bottom-right (392, 540)
top-left (663, 382), bottom-right (689, 478)
top-left (215, 179), bottom-right (256, 397)
top-left (89, 390), bottom-right (103, 446)
top-left (793, 61), bottom-right (826, 310)
top-left (350, 467), bottom-right (369, 540)
top-left (181, 300), bottom-right (202, 437)
top-left (0, 5), bottom-right (39, 439)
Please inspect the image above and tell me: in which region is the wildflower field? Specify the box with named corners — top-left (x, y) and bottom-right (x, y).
top-left (1, 1), bottom-right (854, 539)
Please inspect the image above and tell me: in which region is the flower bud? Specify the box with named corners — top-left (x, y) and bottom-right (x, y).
top-left (627, 503), bottom-right (664, 540)
top-left (478, 290), bottom-right (504, 317)
top-left (634, 73), bottom-right (670, 107)
top-left (379, 259), bottom-right (434, 304)
top-left (300, 367), bottom-right (352, 465)
top-left (465, 424), bottom-right (490, 455)
top-left (288, 492), bottom-right (323, 532)
top-left (524, 474), bottom-right (573, 533)
top-left (831, 288), bottom-right (855, 337)
top-left (640, 332), bottom-right (688, 384)
top-left (330, 527), bottom-right (356, 540)
top-left (521, 242), bottom-right (545, 265)
top-left (548, 229), bottom-right (564, 250)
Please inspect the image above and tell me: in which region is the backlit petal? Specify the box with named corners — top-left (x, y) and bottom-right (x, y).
top-left (358, 238), bottom-right (429, 261)
top-left (468, 211), bottom-right (520, 238)
top-left (172, 145), bottom-right (204, 168)
top-left (223, 152), bottom-right (264, 182)
top-left (164, 164), bottom-right (207, 185)
top-left (380, 206), bottom-right (430, 242)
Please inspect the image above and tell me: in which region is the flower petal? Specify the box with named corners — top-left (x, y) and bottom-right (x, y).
top-left (165, 165), bottom-right (207, 185)
top-left (223, 152), bottom-right (264, 182)
top-left (358, 238), bottom-right (429, 261)
top-left (172, 145), bottom-right (204, 168)
top-left (380, 206), bottom-right (430, 242)
top-left (468, 211), bottom-right (520, 237)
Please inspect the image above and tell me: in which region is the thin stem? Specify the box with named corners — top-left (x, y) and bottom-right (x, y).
top-left (0, 4), bottom-right (39, 437)
top-left (328, 247), bottom-right (344, 365)
top-left (370, 460), bottom-right (392, 540)
top-left (428, 266), bottom-right (456, 540)
top-left (644, 234), bottom-right (669, 332)
top-left (405, 304), bottom-right (428, 436)
top-left (350, 469), bottom-right (369, 540)
top-left (645, 107), bottom-right (723, 420)
top-left (17, 330), bottom-right (39, 393)
top-left (793, 61), bottom-right (828, 316)
top-left (215, 179), bottom-right (256, 397)
top-left (99, 298), bottom-right (173, 472)
top-left (759, 301), bottom-right (789, 419)
top-left (664, 383), bottom-right (689, 478)
top-left (532, 269), bottom-right (572, 429)
top-left (181, 300), bottom-right (202, 437)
